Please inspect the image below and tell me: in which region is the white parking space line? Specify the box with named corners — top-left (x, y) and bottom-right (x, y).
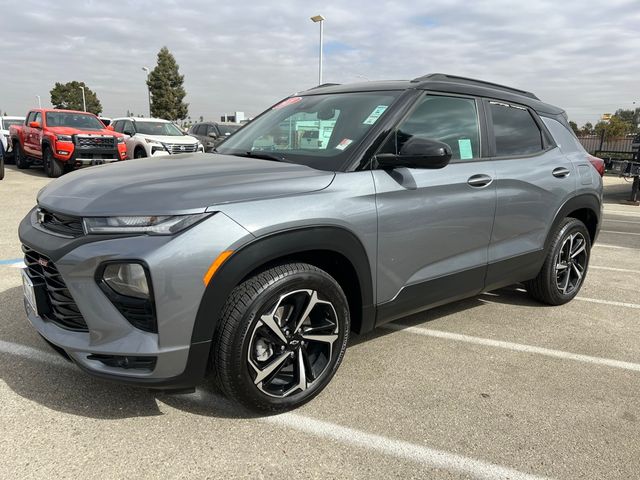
top-left (604, 219), bottom-right (640, 225)
top-left (603, 209), bottom-right (640, 218)
top-left (268, 413), bottom-right (550, 480)
top-left (0, 340), bottom-right (549, 480)
top-left (382, 324), bottom-right (640, 373)
top-left (590, 265), bottom-right (640, 274)
top-left (593, 243), bottom-right (635, 250)
top-left (574, 297), bottom-right (640, 310)
top-left (600, 230), bottom-right (640, 236)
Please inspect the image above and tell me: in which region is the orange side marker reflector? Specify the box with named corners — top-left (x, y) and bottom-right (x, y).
top-left (203, 250), bottom-right (234, 286)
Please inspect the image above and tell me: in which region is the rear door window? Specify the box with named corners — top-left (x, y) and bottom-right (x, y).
top-left (489, 101), bottom-right (542, 156)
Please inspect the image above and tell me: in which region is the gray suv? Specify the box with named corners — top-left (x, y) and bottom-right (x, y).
top-left (19, 74), bottom-right (603, 411)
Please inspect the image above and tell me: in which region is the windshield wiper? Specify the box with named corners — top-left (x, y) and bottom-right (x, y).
top-left (227, 151), bottom-right (288, 163)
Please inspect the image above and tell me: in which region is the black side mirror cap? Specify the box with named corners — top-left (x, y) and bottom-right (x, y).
top-left (376, 137), bottom-right (453, 169)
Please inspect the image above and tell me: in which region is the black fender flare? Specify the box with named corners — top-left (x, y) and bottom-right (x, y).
top-left (191, 225), bottom-right (375, 345)
top-left (545, 193), bottom-right (601, 251)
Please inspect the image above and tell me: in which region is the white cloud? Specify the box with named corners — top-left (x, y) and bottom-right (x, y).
top-left (0, 0), bottom-right (638, 125)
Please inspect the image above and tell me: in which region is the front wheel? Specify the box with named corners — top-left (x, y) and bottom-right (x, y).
top-left (43, 147), bottom-right (63, 178)
top-left (212, 263), bottom-right (350, 412)
top-left (526, 217), bottom-right (591, 305)
top-left (14, 143), bottom-right (29, 169)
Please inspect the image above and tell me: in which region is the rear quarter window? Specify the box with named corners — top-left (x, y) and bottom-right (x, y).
top-left (489, 102), bottom-right (542, 156)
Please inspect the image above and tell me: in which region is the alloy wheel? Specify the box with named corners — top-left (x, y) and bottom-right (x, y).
top-left (247, 289), bottom-right (339, 398)
top-left (554, 231), bottom-right (587, 295)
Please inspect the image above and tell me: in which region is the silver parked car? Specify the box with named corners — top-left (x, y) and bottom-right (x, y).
top-left (19, 74), bottom-right (603, 411)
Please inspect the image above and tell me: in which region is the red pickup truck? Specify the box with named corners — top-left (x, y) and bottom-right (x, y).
top-left (10, 109), bottom-right (127, 177)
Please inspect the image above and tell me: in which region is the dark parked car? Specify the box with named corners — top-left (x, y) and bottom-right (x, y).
top-left (189, 122), bottom-right (241, 152)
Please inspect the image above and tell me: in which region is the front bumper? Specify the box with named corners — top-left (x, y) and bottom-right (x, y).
top-left (18, 208), bottom-right (253, 388)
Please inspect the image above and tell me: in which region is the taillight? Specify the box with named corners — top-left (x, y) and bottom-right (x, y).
top-left (588, 155), bottom-right (605, 177)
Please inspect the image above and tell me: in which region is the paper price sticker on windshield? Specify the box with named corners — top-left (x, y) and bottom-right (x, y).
top-left (336, 138), bottom-right (353, 150)
top-left (363, 105), bottom-right (388, 125)
top-left (273, 97), bottom-right (303, 109)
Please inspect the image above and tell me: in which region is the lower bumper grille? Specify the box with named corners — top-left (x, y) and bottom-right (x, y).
top-left (22, 245), bottom-right (88, 331)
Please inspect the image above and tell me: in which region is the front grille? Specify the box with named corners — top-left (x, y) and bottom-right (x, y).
top-left (163, 142), bottom-right (198, 154)
top-left (37, 208), bottom-right (84, 237)
top-left (23, 246), bottom-right (88, 331)
top-left (75, 135), bottom-right (116, 149)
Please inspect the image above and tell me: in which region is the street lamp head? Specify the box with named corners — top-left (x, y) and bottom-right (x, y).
top-left (310, 14), bottom-right (325, 23)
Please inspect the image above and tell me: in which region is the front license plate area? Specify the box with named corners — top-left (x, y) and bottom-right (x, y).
top-left (21, 269), bottom-right (50, 316)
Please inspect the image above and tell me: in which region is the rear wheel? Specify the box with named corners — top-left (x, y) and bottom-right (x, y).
top-left (212, 263), bottom-right (350, 412)
top-left (14, 142), bottom-right (29, 169)
top-left (525, 217), bottom-right (591, 305)
top-left (43, 147), bottom-right (63, 178)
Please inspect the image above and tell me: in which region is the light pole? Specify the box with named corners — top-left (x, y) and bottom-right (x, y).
top-left (142, 66), bottom-right (151, 117)
top-left (36, 95), bottom-right (42, 108)
top-left (79, 86), bottom-right (86, 112)
top-left (310, 14), bottom-right (325, 85)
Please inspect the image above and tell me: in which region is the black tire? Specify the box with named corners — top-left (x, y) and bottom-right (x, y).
top-left (525, 217), bottom-right (591, 305)
top-left (43, 147), bottom-right (63, 178)
top-left (14, 142), bottom-right (29, 169)
top-left (134, 147), bottom-right (147, 159)
top-left (212, 262), bottom-right (350, 412)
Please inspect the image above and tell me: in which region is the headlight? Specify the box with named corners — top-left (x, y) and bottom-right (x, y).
top-left (102, 263), bottom-right (149, 299)
top-left (83, 213), bottom-right (210, 235)
top-left (144, 138), bottom-right (163, 146)
top-left (56, 134), bottom-right (73, 142)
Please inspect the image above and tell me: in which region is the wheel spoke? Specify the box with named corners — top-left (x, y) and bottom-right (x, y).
top-left (556, 263), bottom-right (569, 271)
top-left (301, 345), bottom-right (317, 381)
top-left (571, 243), bottom-right (585, 258)
top-left (293, 290), bottom-right (319, 334)
top-left (561, 268), bottom-right (571, 294)
top-left (572, 263), bottom-right (583, 281)
top-left (295, 348), bottom-right (307, 392)
top-left (252, 351), bottom-right (291, 385)
top-left (259, 314), bottom-right (287, 345)
top-left (301, 332), bottom-right (338, 345)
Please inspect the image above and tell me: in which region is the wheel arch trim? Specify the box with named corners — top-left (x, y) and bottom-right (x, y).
top-left (191, 225), bottom-right (375, 346)
top-left (546, 193), bottom-right (601, 250)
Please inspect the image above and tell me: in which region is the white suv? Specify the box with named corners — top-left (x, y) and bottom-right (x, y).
top-left (110, 117), bottom-right (204, 159)
top-left (1, 116), bottom-right (25, 160)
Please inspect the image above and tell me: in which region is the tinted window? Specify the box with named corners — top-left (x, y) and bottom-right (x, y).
top-left (490, 102), bottom-right (542, 156)
top-left (122, 120), bottom-right (135, 134)
top-left (112, 120), bottom-right (122, 133)
top-left (46, 112), bottom-right (104, 130)
top-left (33, 112), bottom-right (42, 125)
top-left (206, 124), bottom-right (218, 135)
top-left (385, 95), bottom-right (480, 160)
top-left (26, 112), bottom-right (35, 124)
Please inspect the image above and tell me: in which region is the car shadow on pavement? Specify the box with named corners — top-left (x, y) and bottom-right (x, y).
top-left (4, 164), bottom-right (46, 178)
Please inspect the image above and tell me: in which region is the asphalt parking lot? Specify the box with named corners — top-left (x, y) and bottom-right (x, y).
top-left (1, 165), bottom-right (639, 479)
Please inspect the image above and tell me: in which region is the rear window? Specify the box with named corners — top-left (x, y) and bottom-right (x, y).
top-left (489, 102), bottom-right (542, 156)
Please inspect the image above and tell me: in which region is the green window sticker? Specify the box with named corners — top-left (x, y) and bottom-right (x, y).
top-left (458, 139), bottom-right (473, 159)
top-left (363, 105), bottom-right (388, 125)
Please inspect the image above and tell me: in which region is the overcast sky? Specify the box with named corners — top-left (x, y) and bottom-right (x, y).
top-left (1, 0), bottom-right (639, 125)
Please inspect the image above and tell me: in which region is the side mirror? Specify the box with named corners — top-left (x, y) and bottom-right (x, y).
top-left (376, 137), bottom-right (452, 169)
top-left (106, 125), bottom-right (115, 131)
top-left (208, 132), bottom-right (218, 138)
top-left (123, 130), bottom-right (134, 137)
top-left (29, 121), bottom-right (41, 129)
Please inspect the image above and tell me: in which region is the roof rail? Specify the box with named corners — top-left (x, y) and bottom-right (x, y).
top-left (309, 83), bottom-right (341, 90)
top-left (411, 73), bottom-right (539, 100)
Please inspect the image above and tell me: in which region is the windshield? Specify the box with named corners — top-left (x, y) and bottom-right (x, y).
top-left (45, 112), bottom-right (105, 130)
top-left (218, 124), bottom-right (240, 135)
top-left (135, 121), bottom-right (183, 136)
top-left (2, 119), bottom-right (24, 130)
top-left (216, 91), bottom-right (401, 171)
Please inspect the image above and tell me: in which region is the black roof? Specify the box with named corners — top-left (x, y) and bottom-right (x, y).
top-left (301, 73), bottom-right (564, 115)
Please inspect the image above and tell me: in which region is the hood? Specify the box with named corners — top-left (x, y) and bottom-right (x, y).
top-left (37, 154), bottom-right (335, 216)
top-left (136, 133), bottom-right (198, 144)
top-left (47, 126), bottom-right (120, 137)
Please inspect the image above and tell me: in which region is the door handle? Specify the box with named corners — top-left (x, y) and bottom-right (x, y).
top-left (467, 174), bottom-right (493, 188)
top-left (552, 167), bottom-right (571, 178)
